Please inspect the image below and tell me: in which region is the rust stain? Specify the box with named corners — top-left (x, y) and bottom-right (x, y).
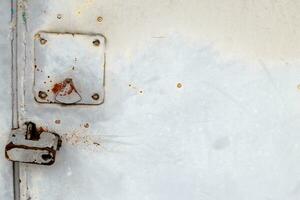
top-left (52, 79), bottom-right (77, 96)
top-left (62, 132), bottom-right (101, 150)
top-left (52, 83), bottom-right (63, 94)
top-left (37, 127), bottom-right (48, 133)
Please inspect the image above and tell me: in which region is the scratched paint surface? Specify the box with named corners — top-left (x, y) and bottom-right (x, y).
top-left (0, 1), bottom-right (13, 199)
top-left (14, 0), bottom-right (300, 200)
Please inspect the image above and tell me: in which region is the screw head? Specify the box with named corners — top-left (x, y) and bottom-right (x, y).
top-left (91, 93), bottom-right (100, 100)
top-left (97, 16), bottom-right (103, 22)
top-left (92, 39), bottom-right (100, 46)
top-left (40, 38), bottom-right (47, 45)
top-left (38, 91), bottom-right (48, 99)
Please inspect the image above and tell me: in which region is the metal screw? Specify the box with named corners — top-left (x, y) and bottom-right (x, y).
top-left (91, 93), bottom-right (100, 100)
top-left (92, 39), bottom-right (100, 46)
top-left (40, 38), bottom-right (47, 45)
top-left (38, 91), bottom-right (48, 99)
top-left (97, 16), bottom-right (103, 22)
top-left (57, 14), bottom-right (62, 19)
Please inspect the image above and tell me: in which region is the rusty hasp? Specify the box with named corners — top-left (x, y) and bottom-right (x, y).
top-left (5, 122), bottom-right (62, 165)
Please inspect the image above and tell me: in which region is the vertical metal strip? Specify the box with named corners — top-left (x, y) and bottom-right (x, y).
top-left (11, 0), bottom-right (20, 199)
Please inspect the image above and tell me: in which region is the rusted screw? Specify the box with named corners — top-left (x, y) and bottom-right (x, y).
top-left (92, 39), bottom-right (100, 46)
top-left (40, 38), bottom-right (47, 45)
top-left (38, 91), bottom-right (48, 99)
top-left (97, 16), bottom-right (103, 22)
top-left (91, 93), bottom-right (100, 100)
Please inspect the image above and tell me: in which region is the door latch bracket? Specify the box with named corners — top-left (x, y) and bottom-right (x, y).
top-left (5, 122), bottom-right (62, 165)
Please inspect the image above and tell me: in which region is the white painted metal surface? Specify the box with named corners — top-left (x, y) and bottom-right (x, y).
top-left (0, 1), bottom-right (14, 199)
top-left (2, 0), bottom-right (300, 200)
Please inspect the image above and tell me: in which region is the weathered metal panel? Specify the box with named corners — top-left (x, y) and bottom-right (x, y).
top-left (9, 0), bottom-right (300, 200)
top-left (0, 0), bottom-right (14, 199)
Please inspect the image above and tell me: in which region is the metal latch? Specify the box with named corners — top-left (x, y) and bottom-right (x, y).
top-left (5, 122), bottom-right (62, 165)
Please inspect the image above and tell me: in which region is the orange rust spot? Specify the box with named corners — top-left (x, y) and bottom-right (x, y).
top-left (52, 83), bottom-right (63, 94)
top-left (37, 127), bottom-right (48, 133)
top-left (62, 133), bottom-right (101, 149)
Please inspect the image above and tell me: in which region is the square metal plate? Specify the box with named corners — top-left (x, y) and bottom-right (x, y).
top-left (33, 32), bottom-right (105, 105)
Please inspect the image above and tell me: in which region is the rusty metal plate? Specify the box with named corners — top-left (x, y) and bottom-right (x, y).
top-left (5, 122), bottom-right (62, 165)
top-left (33, 32), bottom-right (105, 105)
